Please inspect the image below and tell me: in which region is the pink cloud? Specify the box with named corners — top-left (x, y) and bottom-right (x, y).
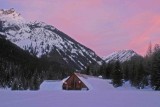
top-left (122, 12), bottom-right (160, 56)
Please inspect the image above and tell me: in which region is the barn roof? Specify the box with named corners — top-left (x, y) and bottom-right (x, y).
top-left (75, 73), bottom-right (93, 90)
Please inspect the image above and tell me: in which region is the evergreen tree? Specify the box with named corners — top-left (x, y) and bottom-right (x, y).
top-left (134, 62), bottom-right (145, 89)
top-left (99, 61), bottom-right (106, 78)
top-left (105, 62), bottom-right (113, 79)
top-left (111, 61), bottom-right (123, 87)
top-left (146, 42), bottom-right (152, 57)
top-left (144, 42), bottom-right (153, 76)
top-left (128, 61), bottom-right (136, 86)
top-left (123, 63), bottom-right (129, 81)
top-left (151, 44), bottom-right (160, 90)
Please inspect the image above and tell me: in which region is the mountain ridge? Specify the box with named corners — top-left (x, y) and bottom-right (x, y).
top-left (103, 50), bottom-right (141, 63)
top-left (0, 8), bottom-right (102, 70)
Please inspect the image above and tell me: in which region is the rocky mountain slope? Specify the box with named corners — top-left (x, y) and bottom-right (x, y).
top-left (103, 50), bottom-right (141, 63)
top-left (0, 8), bottom-right (102, 70)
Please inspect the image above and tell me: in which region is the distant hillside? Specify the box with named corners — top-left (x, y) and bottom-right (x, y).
top-left (0, 34), bottom-right (73, 90)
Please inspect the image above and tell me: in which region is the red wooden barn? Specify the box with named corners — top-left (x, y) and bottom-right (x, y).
top-left (62, 73), bottom-right (89, 90)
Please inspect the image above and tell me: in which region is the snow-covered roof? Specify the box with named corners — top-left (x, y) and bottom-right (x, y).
top-left (40, 80), bottom-right (62, 91)
top-left (74, 73), bottom-right (93, 90)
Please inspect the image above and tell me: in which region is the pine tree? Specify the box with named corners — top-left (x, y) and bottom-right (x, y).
top-left (111, 61), bottom-right (123, 87)
top-left (151, 44), bottom-right (160, 90)
top-left (134, 62), bottom-right (145, 89)
top-left (146, 42), bottom-right (152, 57)
top-left (144, 42), bottom-right (153, 75)
top-left (123, 63), bottom-right (129, 81)
top-left (128, 60), bottom-right (136, 86)
top-left (105, 62), bottom-right (113, 79)
top-left (100, 61), bottom-right (106, 78)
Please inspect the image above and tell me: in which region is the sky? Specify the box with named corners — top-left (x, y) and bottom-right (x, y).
top-left (0, 0), bottom-right (160, 57)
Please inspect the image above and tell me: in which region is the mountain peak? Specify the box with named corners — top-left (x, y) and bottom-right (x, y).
top-left (0, 8), bottom-right (15, 15)
top-left (0, 8), bottom-right (21, 17)
top-left (0, 8), bottom-right (25, 25)
top-left (103, 50), bottom-right (140, 63)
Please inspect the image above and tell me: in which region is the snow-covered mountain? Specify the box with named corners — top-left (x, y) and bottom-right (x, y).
top-left (103, 50), bottom-right (140, 63)
top-left (0, 8), bottom-right (102, 70)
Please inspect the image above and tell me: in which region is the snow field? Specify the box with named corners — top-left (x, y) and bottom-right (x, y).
top-left (0, 77), bottom-right (159, 107)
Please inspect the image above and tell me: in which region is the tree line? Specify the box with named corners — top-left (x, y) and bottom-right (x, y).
top-left (83, 43), bottom-right (160, 90)
top-left (1, 33), bottom-right (159, 91)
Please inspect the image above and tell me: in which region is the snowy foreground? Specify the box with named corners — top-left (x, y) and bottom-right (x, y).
top-left (0, 77), bottom-right (160, 107)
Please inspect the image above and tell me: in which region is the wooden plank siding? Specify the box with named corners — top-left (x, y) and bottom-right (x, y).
top-left (62, 73), bottom-right (89, 90)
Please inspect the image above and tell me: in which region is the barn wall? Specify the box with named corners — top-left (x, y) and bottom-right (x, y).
top-left (62, 74), bottom-right (88, 90)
